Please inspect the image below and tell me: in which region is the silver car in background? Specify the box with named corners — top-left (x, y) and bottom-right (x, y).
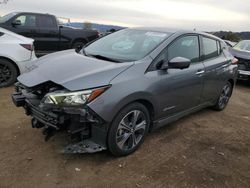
top-left (12, 28), bottom-right (238, 156)
top-left (230, 40), bottom-right (250, 82)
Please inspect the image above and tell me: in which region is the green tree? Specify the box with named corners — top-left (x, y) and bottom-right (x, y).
top-left (224, 32), bottom-right (241, 42)
top-left (109, 28), bottom-right (117, 33)
top-left (84, 22), bottom-right (92, 30)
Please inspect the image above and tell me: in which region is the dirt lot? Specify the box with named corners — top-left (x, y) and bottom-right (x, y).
top-left (0, 82), bottom-right (250, 188)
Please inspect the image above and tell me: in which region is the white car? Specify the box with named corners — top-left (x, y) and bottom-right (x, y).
top-left (0, 27), bottom-right (37, 87)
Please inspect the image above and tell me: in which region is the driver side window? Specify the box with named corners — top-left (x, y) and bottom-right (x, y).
top-left (168, 35), bottom-right (200, 63)
top-left (15, 14), bottom-right (37, 27)
top-left (150, 35), bottom-right (200, 71)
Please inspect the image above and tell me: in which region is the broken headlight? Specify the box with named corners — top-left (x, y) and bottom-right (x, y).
top-left (43, 86), bottom-right (109, 106)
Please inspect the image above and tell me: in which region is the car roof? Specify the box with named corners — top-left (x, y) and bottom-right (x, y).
top-left (131, 27), bottom-right (223, 41)
top-left (131, 27), bottom-right (179, 33)
top-left (11, 12), bottom-right (54, 17)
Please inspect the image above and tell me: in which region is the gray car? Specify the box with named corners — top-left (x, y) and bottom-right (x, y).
top-left (12, 28), bottom-right (238, 156)
top-left (230, 40), bottom-right (250, 82)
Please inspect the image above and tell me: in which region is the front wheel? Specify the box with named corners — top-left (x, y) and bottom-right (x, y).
top-left (108, 103), bottom-right (150, 156)
top-left (213, 82), bottom-right (233, 111)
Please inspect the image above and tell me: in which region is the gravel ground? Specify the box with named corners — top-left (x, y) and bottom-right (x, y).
top-left (0, 82), bottom-right (249, 188)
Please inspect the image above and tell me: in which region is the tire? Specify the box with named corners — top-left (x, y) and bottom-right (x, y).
top-left (108, 102), bottom-right (150, 157)
top-left (213, 82), bottom-right (233, 111)
top-left (0, 59), bottom-right (18, 88)
top-left (72, 41), bottom-right (86, 51)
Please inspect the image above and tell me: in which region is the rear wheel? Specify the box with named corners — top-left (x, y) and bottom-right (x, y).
top-left (0, 59), bottom-right (18, 88)
top-left (213, 82), bottom-right (232, 111)
top-left (108, 103), bottom-right (150, 156)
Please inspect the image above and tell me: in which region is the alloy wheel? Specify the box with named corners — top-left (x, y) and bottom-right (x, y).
top-left (116, 110), bottom-right (147, 151)
top-left (218, 84), bottom-right (231, 109)
top-left (0, 63), bottom-right (12, 85)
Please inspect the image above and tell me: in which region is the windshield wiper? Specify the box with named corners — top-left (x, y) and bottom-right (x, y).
top-left (87, 54), bottom-right (121, 63)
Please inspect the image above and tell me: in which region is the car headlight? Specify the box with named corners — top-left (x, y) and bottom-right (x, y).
top-left (43, 86), bottom-right (109, 106)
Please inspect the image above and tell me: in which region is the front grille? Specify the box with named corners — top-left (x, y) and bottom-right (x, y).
top-left (236, 57), bottom-right (250, 71)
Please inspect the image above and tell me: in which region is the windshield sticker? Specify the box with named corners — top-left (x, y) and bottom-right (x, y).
top-left (145, 32), bottom-right (167, 38)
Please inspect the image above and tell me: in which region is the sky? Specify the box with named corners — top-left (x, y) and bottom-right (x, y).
top-left (0, 0), bottom-right (249, 31)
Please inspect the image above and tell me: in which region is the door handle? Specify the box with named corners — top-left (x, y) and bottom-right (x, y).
top-left (196, 70), bottom-right (205, 75)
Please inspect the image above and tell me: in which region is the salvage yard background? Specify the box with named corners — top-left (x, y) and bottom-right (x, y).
top-left (0, 83), bottom-right (250, 187)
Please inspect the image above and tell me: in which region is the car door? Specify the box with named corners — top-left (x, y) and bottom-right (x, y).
top-left (37, 15), bottom-right (59, 52)
top-left (147, 35), bottom-right (205, 119)
top-left (9, 13), bottom-right (39, 40)
top-left (200, 36), bottom-right (230, 103)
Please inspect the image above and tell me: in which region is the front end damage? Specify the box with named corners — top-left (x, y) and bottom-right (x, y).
top-left (12, 82), bottom-right (108, 153)
top-left (236, 57), bottom-right (250, 80)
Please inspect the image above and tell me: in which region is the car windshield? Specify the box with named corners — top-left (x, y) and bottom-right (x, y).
top-left (233, 40), bottom-right (250, 52)
top-left (0, 12), bottom-right (18, 23)
top-left (84, 29), bottom-right (169, 62)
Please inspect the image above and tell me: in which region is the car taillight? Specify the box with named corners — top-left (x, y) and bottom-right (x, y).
top-left (20, 44), bottom-right (34, 51)
top-left (232, 57), bottom-right (238, 65)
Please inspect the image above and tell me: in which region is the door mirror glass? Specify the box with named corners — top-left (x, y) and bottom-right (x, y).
top-left (168, 57), bottom-right (191, 69)
top-left (12, 20), bottom-right (21, 26)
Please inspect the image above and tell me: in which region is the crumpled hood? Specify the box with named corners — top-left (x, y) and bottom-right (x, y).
top-left (230, 48), bottom-right (250, 60)
top-left (18, 50), bottom-right (134, 91)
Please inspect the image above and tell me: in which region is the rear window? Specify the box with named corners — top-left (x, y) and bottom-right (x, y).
top-left (0, 32), bottom-right (4, 37)
top-left (38, 16), bottom-right (56, 28)
top-left (202, 37), bottom-right (219, 60)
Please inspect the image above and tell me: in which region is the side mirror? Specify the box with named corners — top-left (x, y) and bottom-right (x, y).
top-left (12, 20), bottom-right (21, 26)
top-left (168, 57), bottom-right (191, 69)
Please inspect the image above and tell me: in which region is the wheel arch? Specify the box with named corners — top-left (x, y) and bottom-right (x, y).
top-left (228, 78), bottom-right (234, 96)
top-left (0, 56), bottom-right (20, 76)
top-left (134, 99), bottom-right (155, 130)
top-left (71, 38), bottom-right (88, 47)
top-left (108, 96), bottom-right (156, 132)
top-left (228, 78), bottom-right (234, 87)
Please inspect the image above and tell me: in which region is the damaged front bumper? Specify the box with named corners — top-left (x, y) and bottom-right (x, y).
top-left (12, 85), bottom-right (108, 154)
